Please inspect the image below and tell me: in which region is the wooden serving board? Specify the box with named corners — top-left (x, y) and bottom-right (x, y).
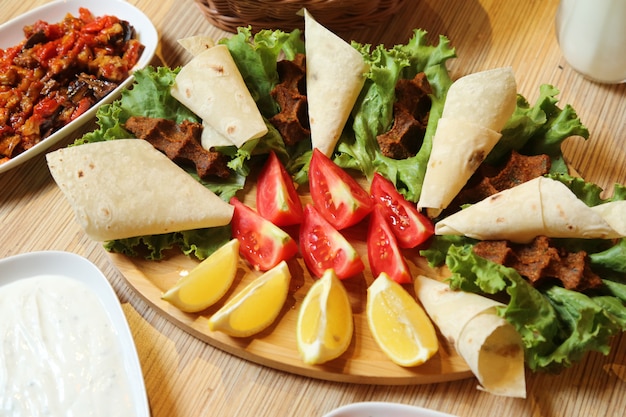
top-left (109, 183), bottom-right (473, 385)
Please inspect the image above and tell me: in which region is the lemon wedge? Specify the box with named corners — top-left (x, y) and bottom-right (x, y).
top-left (208, 260), bottom-right (291, 337)
top-left (162, 238), bottom-right (240, 313)
top-left (296, 269), bottom-right (354, 365)
top-left (366, 273), bottom-right (439, 367)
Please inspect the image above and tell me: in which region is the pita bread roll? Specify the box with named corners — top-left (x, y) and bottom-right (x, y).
top-left (170, 44), bottom-right (268, 148)
top-left (591, 201), bottom-right (626, 236)
top-left (178, 38), bottom-right (240, 151)
top-left (417, 68), bottom-right (517, 215)
top-left (201, 120), bottom-right (235, 150)
top-left (46, 139), bottom-right (234, 241)
top-left (436, 176), bottom-right (621, 242)
top-left (304, 10), bottom-right (368, 156)
top-left (414, 275), bottom-right (526, 398)
top-left (177, 35), bottom-right (216, 56)
top-left (442, 67), bottom-right (517, 131)
top-left (417, 118), bottom-right (502, 215)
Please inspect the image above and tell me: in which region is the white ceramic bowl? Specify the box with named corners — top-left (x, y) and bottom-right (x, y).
top-left (322, 402), bottom-right (459, 417)
top-left (0, 0), bottom-right (158, 174)
top-left (0, 251), bottom-right (150, 416)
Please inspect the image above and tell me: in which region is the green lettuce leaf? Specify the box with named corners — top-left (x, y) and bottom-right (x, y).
top-left (220, 26), bottom-right (305, 118)
top-left (442, 244), bottom-right (561, 370)
top-left (540, 286), bottom-right (622, 369)
top-left (334, 30), bottom-right (456, 202)
top-left (486, 84), bottom-right (589, 167)
top-left (591, 239), bottom-right (626, 274)
top-left (603, 280), bottom-right (626, 303)
top-left (104, 225), bottom-right (231, 260)
top-left (436, 241), bottom-right (626, 372)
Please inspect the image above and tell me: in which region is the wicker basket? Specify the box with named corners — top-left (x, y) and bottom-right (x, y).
top-left (195, 0), bottom-right (407, 33)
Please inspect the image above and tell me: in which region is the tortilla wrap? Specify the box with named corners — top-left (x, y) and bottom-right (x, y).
top-left (177, 35), bottom-right (216, 56)
top-left (591, 201), bottom-right (626, 235)
top-left (435, 176), bottom-right (621, 242)
top-left (201, 120), bottom-right (235, 149)
top-left (417, 118), bottom-right (501, 214)
top-left (46, 139), bottom-right (234, 241)
top-left (414, 275), bottom-right (526, 398)
top-left (304, 9), bottom-right (368, 156)
top-left (417, 67), bottom-right (517, 215)
top-left (170, 44), bottom-right (267, 148)
top-left (442, 67), bottom-right (517, 132)
top-left (174, 38), bottom-right (235, 150)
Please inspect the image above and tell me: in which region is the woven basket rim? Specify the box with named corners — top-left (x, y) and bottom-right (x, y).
top-left (194, 0), bottom-right (407, 33)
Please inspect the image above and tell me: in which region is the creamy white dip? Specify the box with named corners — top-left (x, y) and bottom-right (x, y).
top-left (0, 275), bottom-right (135, 417)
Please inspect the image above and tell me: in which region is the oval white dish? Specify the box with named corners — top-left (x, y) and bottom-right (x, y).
top-left (0, 250), bottom-right (150, 417)
top-left (0, 0), bottom-right (158, 174)
top-left (322, 402), bottom-right (459, 417)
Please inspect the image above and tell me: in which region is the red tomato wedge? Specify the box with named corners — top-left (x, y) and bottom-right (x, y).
top-left (367, 204), bottom-right (412, 284)
top-left (370, 172), bottom-right (434, 248)
top-left (299, 204), bottom-right (364, 279)
top-left (230, 197), bottom-right (298, 271)
top-left (256, 151), bottom-right (304, 226)
top-left (309, 148), bottom-right (373, 230)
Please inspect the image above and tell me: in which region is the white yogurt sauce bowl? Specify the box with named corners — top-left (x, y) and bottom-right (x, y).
top-left (0, 251), bottom-right (150, 417)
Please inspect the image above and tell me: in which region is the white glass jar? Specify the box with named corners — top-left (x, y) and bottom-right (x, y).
top-left (555, 0), bottom-right (626, 84)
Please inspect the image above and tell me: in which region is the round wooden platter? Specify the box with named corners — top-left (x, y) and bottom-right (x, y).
top-left (108, 182), bottom-right (473, 385)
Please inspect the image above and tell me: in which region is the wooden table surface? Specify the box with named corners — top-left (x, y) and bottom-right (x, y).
top-left (2, 0), bottom-right (626, 416)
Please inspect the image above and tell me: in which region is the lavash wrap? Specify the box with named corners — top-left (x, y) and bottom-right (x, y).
top-left (590, 200), bottom-right (626, 236)
top-left (435, 176), bottom-right (622, 242)
top-left (174, 36), bottom-right (235, 150)
top-left (177, 35), bottom-right (216, 56)
top-left (170, 44), bottom-right (268, 148)
top-left (46, 139), bottom-right (234, 241)
top-left (418, 67), bottom-right (517, 216)
top-left (414, 275), bottom-right (526, 398)
top-left (304, 9), bottom-right (369, 157)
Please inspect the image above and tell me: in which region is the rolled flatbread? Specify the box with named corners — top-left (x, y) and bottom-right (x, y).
top-left (177, 35), bottom-right (216, 56)
top-left (414, 275), bottom-right (526, 398)
top-left (174, 38), bottom-right (236, 150)
top-left (442, 67), bottom-right (517, 132)
top-left (201, 120), bottom-right (235, 150)
top-left (418, 67), bottom-right (517, 216)
top-left (591, 201), bottom-right (626, 235)
top-left (418, 118), bottom-right (501, 214)
top-left (170, 44), bottom-right (268, 148)
top-left (304, 9), bottom-right (368, 156)
top-left (435, 176), bottom-right (621, 242)
top-left (46, 139), bottom-right (234, 241)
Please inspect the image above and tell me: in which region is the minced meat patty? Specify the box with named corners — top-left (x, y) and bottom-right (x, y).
top-left (124, 116), bottom-right (230, 179)
top-left (269, 54), bottom-right (310, 146)
top-left (376, 72), bottom-right (432, 159)
top-left (453, 151), bottom-right (552, 208)
top-left (473, 236), bottom-right (603, 291)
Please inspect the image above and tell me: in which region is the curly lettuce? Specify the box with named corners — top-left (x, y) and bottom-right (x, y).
top-left (220, 26), bottom-right (304, 118)
top-left (422, 178), bottom-right (626, 372)
top-left (487, 84), bottom-right (589, 172)
top-left (333, 30), bottom-right (456, 202)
